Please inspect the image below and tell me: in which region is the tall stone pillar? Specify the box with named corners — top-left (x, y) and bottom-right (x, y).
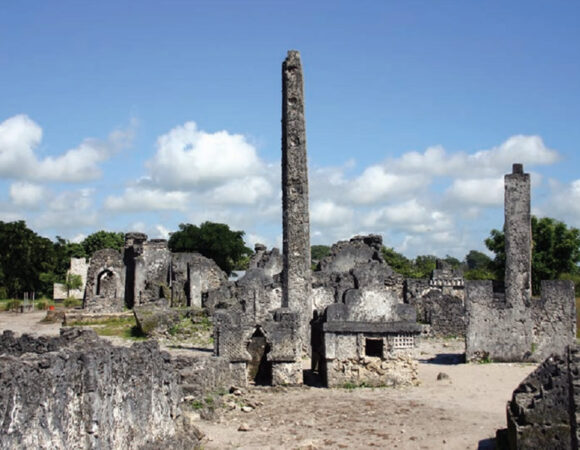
top-left (504, 163), bottom-right (532, 308)
top-left (281, 50), bottom-right (312, 352)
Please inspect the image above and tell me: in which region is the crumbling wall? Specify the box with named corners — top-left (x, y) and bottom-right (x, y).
top-left (171, 253), bottom-right (228, 308)
top-left (0, 329), bottom-right (199, 450)
top-left (53, 257), bottom-right (89, 300)
top-left (416, 290), bottom-right (465, 338)
top-left (466, 165), bottom-right (576, 362)
top-left (83, 249), bottom-right (125, 312)
top-left (496, 345), bottom-right (580, 449)
top-left (134, 239), bottom-right (171, 305)
top-left (249, 244), bottom-right (282, 278)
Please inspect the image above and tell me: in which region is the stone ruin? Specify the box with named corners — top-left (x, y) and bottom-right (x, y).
top-left (496, 344), bottom-right (580, 449)
top-left (213, 50), bottom-right (309, 386)
top-left (312, 235), bottom-right (421, 387)
top-left (0, 328), bottom-right (201, 449)
top-left (53, 257), bottom-right (89, 300)
top-left (405, 259), bottom-right (466, 338)
top-left (3, 50), bottom-right (579, 448)
top-left (83, 232), bottom-right (227, 313)
top-left (465, 164), bottom-right (576, 362)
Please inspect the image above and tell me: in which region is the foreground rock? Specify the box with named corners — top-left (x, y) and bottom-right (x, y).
top-left (0, 328), bottom-right (201, 450)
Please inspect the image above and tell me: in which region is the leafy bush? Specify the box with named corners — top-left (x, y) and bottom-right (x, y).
top-left (35, 300), bottom-right (48, 310)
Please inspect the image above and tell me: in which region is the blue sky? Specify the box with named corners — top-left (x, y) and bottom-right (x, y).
top-left (1, 1), bottom-right (579, 258)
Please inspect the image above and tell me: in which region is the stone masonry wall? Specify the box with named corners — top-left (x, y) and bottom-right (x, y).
top-left (466, 165), bottom-right (576, 362)
top-left (0, 328), bottom-right (199, 450)
top-left (497, 344), bottom-right (580, 449)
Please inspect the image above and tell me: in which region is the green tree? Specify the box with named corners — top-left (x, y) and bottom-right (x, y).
top-left (168, 222), bottom-right (251, 275)
top-left (485, 216), bottom-right (580, 294)
top-left (413, 255), bottom-right (437, 278)
top-left (0, 221), bottom-right (58, 298)
top-left (65, 273), bottom-right (83, 297)
top-left (381, 246), bottom-right (416, 277)
top-left (81, 231), bottom-right (125, 257)
top-left (465, 250), bottom-right (492, 270)
top-left (463, 250), bottom-right (496, 280)
top-left (53, 237), bottom-right (87, 282)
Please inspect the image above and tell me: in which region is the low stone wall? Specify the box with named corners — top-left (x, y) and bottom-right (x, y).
top-left (497, 345), bottom-right (580, 449)
top-left (0, 328), bottom-right (200, 450)
top-left (325, 353), bottom-right (419, 388)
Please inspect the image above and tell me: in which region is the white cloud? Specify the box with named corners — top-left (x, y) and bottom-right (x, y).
top-left (391, 135), bottom-right (558, 178)
top-left (363, 199), bottom-right (453, 234)
top-left (209, 176), bottom-right (274, 205)
top-left (104, 187), bottom-right (190, 212)
top-left (9, 182), bottom-right (45, 208)
top-left (310, 200), bottom-right (353, 226)
top-left (445, 177), bottom-right (504, 206)
top-left (347, 166), bottom-right (427, 204)
top-left (146, 122), bottom-right (263, 189)
top-left (0, 114), bottom-right (135, 182)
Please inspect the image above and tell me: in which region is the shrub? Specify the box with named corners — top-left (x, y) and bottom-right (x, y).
top-left (35, 300), bottom-right (48, 310)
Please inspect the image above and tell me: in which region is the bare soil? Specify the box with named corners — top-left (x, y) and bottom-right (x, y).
top-left (0, 311), bottom-right (536, 449)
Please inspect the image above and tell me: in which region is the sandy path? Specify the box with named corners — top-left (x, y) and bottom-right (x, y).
top-left (198, 342), bottom-right (536, 450)
top-left (0, 311), bottom-right (62, 336)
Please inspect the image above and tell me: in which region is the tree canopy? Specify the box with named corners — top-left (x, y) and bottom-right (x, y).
top-left (168, 222), bottom-right (251, 275)
top-left (0, 221), bottom-right (58, 298)
top-left (485, 216), bottom-right (580, 294)
top-left (81, 231), bottom-right (125, 257)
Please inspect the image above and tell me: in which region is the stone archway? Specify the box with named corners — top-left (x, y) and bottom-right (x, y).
top-left (247, 326), bottom-right (272, 385)
top-left (96, 269), bottom-right (116, 297)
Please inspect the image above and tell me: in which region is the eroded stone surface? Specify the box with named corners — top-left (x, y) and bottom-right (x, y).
top-left (0, 328), bottom-right (200, 450)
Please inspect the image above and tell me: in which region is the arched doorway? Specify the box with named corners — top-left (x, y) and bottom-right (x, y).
top-left (247, 327), bottom-right (272, 385)
top-left (96, 269), bottom-right (116, 297)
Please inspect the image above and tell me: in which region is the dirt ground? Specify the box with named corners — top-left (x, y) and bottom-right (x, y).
top-left (0, 311), bottom-right (536, 450)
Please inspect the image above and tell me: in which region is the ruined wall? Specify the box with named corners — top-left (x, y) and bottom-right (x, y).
top-left (83, 249), bottom-right (125, 312)
top-left (466, 280), bottom-right (576, 362)
top-left (171, 252), bottom-right (228, 308)
top-left (496, 345), bottom-right (580, 449)
top-left (466, 165), bottom-right (576, 362)
top-left (0, 329), bottom-right (199, 450)
top-left (249, 244), bottom-right (282, 278)
top-left (415, 291), bottom-right (465, 338)
top-left (133, 239), bottom-right (171, 305)
top-left (53, 257), bottom-right (89, 300)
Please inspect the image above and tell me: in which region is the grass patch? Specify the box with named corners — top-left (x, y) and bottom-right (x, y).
top-left (69, 316), bottom-right (146, 340)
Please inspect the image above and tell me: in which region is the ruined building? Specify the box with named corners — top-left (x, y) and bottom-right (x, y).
top-left (213, 50), bottom-right (308, 386)
top-left (405, 260), bottom-right (466, 338)
top-left (312, 235), bottom-right (421, 387)
top-left (83, 233), bottom-right (226, 313)
top-left (465, 164), bottom-right (576, 362)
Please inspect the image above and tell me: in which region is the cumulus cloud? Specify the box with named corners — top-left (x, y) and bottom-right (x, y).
top-left (391, 135), bottom-right (558, 178)
top-left (9, 182), bottom-right (45, 208)
top-left (310, 200), bottom-right (353, 226)
top-left (146, 122), bottom-right (263, 189)
top-left (363, 199), bottom-right (453, 234)
top-left (539, 179), bottom-right (580, 228)
top-left (0, 115), bottom-right (135, 182)
top-left (104, 187), bottom-right (190, 212)
top-left (445, 177), bottom-right (504, 206)
top-left (208, 175), bottom-right (274, 205)
top-left (347, 166), bottom-right (428, 204)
